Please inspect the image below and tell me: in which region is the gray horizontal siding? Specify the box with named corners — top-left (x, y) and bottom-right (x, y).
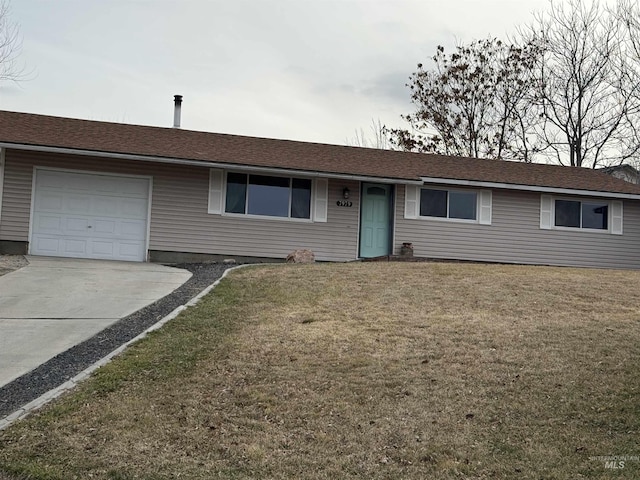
top-left (6, 148), bottom-right (640, 268)
top-left (0, 155), bottom-right (32, 241)
top-left (395, 185), bottom-right (640, 269)
top-left (149, 164), bottom-right (360, 260)
top-left (0, 150), bottom-right (360, 261)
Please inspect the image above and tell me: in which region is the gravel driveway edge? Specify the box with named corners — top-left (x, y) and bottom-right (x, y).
top-left (0, 262), bottom-right (249, 426)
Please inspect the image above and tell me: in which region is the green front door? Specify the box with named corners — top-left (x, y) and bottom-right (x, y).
top-left (359, 183), bottom-right (393, 258)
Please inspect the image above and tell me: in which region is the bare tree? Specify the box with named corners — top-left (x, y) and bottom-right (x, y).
top-left (614, 0), bottom-right (640, 162)
top-left (0, 0), bottom-right (23, 83)
top-left (521, 0), bottom-right (640, 168)
top-left (386, 38), bottom-right (541, 161)
top-left (347, 118), bottom-right (392, 149)
top-left (615, 0), bottom-right (640, 64)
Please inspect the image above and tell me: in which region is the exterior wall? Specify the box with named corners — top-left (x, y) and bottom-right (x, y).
top-left (0, 148), bottom-right (4, 228)
top-left (395, 185), bottom-right (640, 269)
top-left (4, 148), bottom-right (640, 268)
top-left (0, 149), bottom-right (361, 261)
top-left (0, 150), bottom-right (30, 242)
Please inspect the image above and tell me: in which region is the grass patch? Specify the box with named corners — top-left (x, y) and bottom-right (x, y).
top-left (1, 262), bottom-right (640, 478)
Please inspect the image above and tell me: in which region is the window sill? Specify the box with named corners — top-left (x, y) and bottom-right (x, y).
top-left (548, 226), bottom-right (610, 234)
top-left (416, 215), bottom-right (479, 225)
top-left (219, 212), bottom-right (314, 223)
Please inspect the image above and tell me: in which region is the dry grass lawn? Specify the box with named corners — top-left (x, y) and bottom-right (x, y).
top-left (1, 262), bottom-right (640, 479)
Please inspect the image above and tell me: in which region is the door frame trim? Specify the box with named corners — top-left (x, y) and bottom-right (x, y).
top-left (29, 166), bottom-right (153, 261)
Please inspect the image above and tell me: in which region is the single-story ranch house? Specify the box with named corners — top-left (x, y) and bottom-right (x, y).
top-left (1, 109), bottom-right (640, 269)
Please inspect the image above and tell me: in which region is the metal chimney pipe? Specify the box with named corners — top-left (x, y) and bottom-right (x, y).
top-left (173, 95), bottom-right (183, 128)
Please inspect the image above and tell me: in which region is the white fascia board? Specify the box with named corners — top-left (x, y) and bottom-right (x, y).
top-left (0, 142), bottom-right (423, 185)
top-left (420, 176), bottom-right (640, 200)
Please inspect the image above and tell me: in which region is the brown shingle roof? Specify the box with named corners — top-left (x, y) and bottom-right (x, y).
top-left (2, 110), bottom-right (640, 196)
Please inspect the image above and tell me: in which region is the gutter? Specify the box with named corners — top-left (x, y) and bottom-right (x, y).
top-left (420, 176), bottom-right (640, 201)
top-left (5, 142), bottom-right (633, 198)
top-left (0, 142), bottom-right (424, 185)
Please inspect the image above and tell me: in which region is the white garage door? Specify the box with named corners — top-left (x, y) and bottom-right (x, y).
top-left (30, 169), bottom-right (150, 262)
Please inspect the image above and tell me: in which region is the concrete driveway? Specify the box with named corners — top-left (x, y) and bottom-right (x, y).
top-left (0, 256), bottom-right (192, 388)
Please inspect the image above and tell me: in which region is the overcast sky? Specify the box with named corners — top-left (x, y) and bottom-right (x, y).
top-left (0, 0), bottom-right (550, 146)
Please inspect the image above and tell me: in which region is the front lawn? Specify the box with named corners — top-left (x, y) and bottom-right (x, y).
top-left (1, 262), bottom-right (639, 479)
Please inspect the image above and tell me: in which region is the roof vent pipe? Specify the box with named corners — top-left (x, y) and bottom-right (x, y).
top-left (173, 94), bottom-right (183, 128)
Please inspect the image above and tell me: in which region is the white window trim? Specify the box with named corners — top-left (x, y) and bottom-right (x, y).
top-left (208, 169), bottom-right (224, 214)
top-left (405, 185), bottom-right (493, 225)
top-left (222, 211), bottom-right (314, 223)
top-left (540, 194), bottom-right (622, 235)
top-left (210, 169), bottom-right (321, 223)
top-left (313, 177), bottom-right (328, 223)
top-left (404, 185), bottom-right (419, 219)
top-left (478, 190), bottom-right (492, 225)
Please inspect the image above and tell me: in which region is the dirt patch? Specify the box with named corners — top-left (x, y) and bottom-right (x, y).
top-left (0, 256), bottom-right (27, 277)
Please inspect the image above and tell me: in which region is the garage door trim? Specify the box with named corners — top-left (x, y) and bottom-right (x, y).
top-left (29, 166), bottom-right (153, 261)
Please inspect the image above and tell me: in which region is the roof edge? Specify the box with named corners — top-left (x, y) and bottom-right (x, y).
top-left (0, 143), bottom-right (424, 185)
top-left (420, 176), bottom-right (640, 200)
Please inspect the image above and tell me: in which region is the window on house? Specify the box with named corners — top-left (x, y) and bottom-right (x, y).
top-left (420, 188), bottom-right (477, 220)
top-left (554, 199), bottom-right (608, 230)
top-left (224, 173), bottom-right (312, 219)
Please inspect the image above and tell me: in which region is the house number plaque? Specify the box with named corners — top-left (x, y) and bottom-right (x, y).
top-left (336, 200), bottom-right (353, 207)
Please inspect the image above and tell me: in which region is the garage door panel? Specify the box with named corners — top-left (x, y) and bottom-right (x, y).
top-left (92, 241), bottom-right (114, 256)
top-left (37, 170), bottom-right (70, 189)
top-left (66, 194), bottom-right (91, 214)
top-left (120, 178), bottom-right (149, 197)
top-left (40, 171), bottom-right (92, 193)
top-left (93, 197), bottom-right (120, 216)
top-left (63, 239), bottom-right (88, 255)
top-left (65, 217), bottom-right (90, 234)
top-left (36, 193), bottom-right (64, 211)
top-left (33, 237), bottom-right (62, 255)
top-left (121, 220), bottom-right (146, 237)
top-left (121, 198), bottom-right (148, 217)
top-left (35, 215), bottom-right (63, 233)
top-left (93, 219), bottom-right (117, 235)
top-left (118, 242), bottom-right (145, 260)
top-left (93, 176), bottom-right (121, 194)
top-left (31, 170), bottom-right (150, 262)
